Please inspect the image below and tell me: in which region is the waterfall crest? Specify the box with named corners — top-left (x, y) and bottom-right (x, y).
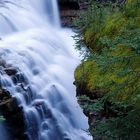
top-left (0, 0), bottom-right (91, 140)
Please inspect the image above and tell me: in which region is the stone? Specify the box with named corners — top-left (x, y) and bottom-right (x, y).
top-left (0, 59), bottom-right (28, 140)
top-left (58, 0), bottom-right (89, 26)
top-left (4, 67), bottom-right (17, 76)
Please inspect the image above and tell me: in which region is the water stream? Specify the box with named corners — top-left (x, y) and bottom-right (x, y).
top-left (0, 0), bottom-right (91, 140)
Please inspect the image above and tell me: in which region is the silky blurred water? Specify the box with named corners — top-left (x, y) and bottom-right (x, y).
top-left (0, 0), bottom-right (92, 140)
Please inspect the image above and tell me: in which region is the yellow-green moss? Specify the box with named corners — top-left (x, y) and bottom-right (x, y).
top-left (75, 60), bottom-right (99, 92)
top-left (75, 44), bottom-right (140, 100)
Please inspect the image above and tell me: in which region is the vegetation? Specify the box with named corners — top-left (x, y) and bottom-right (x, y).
top-left (74, 0), bottom-right (140, 139)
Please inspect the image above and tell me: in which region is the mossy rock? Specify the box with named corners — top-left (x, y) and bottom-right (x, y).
top-left (75, 44), bottom-right (140, 101)
top-left (75, 60), bottom-right (108, 99)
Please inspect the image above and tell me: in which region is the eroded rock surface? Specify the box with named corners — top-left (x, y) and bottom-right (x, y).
top-left (59, 0), bottom-right (89, 26)
top-left (0, 59), bottom-right (28, 140)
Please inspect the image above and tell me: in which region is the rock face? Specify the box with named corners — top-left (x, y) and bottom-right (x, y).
top-left (58, 0), bottom-right (89, 26)
top-left (0, 59), bottom-right (28, 140)
top-left (58, 0), bottom-right (126, 26)
top-left (0, 89), bottom-right (26, 140)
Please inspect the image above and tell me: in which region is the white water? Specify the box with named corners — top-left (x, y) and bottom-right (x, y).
top-left (0, 0), bottom-right (91, 140)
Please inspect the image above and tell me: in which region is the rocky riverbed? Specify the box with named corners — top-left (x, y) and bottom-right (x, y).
top-left (0, 59), bottom-right (27, 139)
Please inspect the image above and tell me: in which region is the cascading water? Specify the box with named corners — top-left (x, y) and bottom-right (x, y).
top-left (0, 0), bottom-right (92, 140)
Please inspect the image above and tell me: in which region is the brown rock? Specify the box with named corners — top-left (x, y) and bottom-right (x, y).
top-left (58, 0), bottom-right (89, 26)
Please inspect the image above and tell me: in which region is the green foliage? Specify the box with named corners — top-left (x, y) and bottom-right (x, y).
top-left (74, 0), bottom-right (140, 139)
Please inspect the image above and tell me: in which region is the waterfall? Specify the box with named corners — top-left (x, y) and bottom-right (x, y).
top-left (0, 0), bottom-right (92, 140)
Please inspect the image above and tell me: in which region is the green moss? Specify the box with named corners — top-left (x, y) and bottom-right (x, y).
top-left (75, 44), bottom-right (140, 100)
top-left (75, 60), bottom-right (100, 92)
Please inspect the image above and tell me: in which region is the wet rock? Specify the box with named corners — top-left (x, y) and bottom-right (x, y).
top-left (0, 88), bottom-right (26, 140)
top-left (0, 59), bottom-right (28, 140)
top-left (4, 67), bottom-right (17, 76)
top-left (32, 100), bottom-right (44, 107)
top-left (41, 122), bottom-right (49, 130)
